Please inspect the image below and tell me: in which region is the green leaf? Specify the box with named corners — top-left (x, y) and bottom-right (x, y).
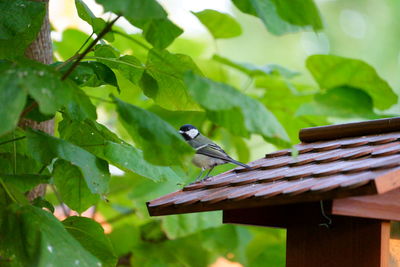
top-left (213, 54), bottom-right (299, 78)
top-left (0, 204), bottom-right (101, 266)
top-left (161, 211), bottom-right (222, 239)
top-left (297, 87), bottom-right (381, 119)
top-left (26, 129), bottom-right (110, 194)
top-left (53, 160), bottom-right (99, 213)
top-left (0, 60), bottom-right (74, 117)
top-left (58, 116), bottom-right (180, 181)
top-left (0, 174), bottom-right (50, 192)
top-left (142, 49), bottom-right (202, 111)
top-left (75, 0), bottom-right (114, 42)
top-left (94, 52), bottom-right (144, 86)
top-left (0, 63), bottom-right (28, 136)
top-left (113, 96), bottom-right (194, 166)
top-left (95, 0), bottom-right (182, 48)
top-left (192, 9), bottom-right (242, 39)
top-left (306, 55), bottom-right (397, 110)
top-left (108, 224), bottom-right (140, 257)
top-left (66, 87), bottom-right (97, 121)
top-left (232, 0), bottom-right (323, 35)
top-left (104, 141), bottom-right (180, 181)
top-left (56, 61), bottom-right (119, 91)
top-left (63, 216), bottom-right (117, 267)
top-left (184, 72), bottom-right (290, 146)
top-left (0, 0), bottom-right (46, 58)
top-left (54, 29), bottom-right (91, 60)
top-left (140, 18), bottom-right (183, 49)
top-left (32, 197), bottom-right (55, 213)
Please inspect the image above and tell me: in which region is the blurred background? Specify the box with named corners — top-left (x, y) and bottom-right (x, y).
top-left (47, 0), bottom-right (400, 266)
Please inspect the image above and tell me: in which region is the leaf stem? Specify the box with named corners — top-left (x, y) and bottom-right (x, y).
top-left (84, 56), bottom-right (145, 69)
top-left (0, 136), bottom-right (26, 146)
top-left (61, 15), bottom-right (121, 81)
top-left (0, 179), bottom-right (17, 203)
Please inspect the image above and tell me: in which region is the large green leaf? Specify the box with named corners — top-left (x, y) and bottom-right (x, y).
top-left (0, 63), bottom-right (28, 136)
top-left (113, 96), bottom-right (194, 166)
top-left (184, 72), bottom-right (290, 146)
top-left (95, 0), bottom-right (182, 49)
top-left (297, 86), bottom-right (381, 119)
top-left (58, 117), bottom-right (180, 181)
top-left (26, 129), bottom-right (110, 194)
top-left (192, 9), bottom-right (242, 39)
top-left (0, 204), bottom-right (100, 266)
top-left (75, 0), bottom-right (114, 42)
top-left (66, 86), bottom-right (97, 121)
top-left (232, 0), bottom-right (322, 35)
top-left (63, 216), bottom-right (117, 267)
top-left (53, 160), bottom-right (99, 213)
top-left (142, 49), bottom-right (202, 111)
top-left (0, 60), bottom-right (74, 117)
top-left (306, 55), bottom-right (397, 110)
top-left (0, 0), bottom-right (46, 58)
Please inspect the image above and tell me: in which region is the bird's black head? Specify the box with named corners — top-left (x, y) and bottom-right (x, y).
top-left (179, 124), bottom-right (199, 140)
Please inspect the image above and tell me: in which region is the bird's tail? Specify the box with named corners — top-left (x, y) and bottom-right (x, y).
top-left (228, 159), bottom-right (251, 169)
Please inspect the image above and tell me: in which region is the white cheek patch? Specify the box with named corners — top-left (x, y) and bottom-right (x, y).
top-left (187, 128), bottom-right (199, 139)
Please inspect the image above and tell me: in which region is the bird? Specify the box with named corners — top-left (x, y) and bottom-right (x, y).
top-left (179, 124), bottom-right (251, 181)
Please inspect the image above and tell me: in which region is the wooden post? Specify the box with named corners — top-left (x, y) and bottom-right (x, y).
top-left (286, 216), bottom-right (390, 267)
top-left (223, 201), bottom-right (391, 267)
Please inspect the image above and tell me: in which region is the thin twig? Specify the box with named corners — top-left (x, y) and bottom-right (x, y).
top-left (0, 136), bottom-right (26, 146)
top-left (61, 15), bottom-right (121, 81)
top-left (20, 102), bottom-right (38, 118)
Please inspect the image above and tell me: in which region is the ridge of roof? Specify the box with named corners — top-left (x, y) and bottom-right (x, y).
top-left (299, 117), bottom-right (400, 143)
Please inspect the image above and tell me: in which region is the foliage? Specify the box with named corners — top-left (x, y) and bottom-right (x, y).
top-left (0, 0), bottom-right (397, 266)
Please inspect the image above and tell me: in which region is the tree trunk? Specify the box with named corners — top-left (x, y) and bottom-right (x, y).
top-left (21, 0), bottom-right (53, 201)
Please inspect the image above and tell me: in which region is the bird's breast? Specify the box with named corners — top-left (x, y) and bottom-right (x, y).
top-left (192, 154), bottom-right (225, 169)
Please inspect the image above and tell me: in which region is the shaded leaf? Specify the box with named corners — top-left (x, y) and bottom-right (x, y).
top-left (306, 55), bottom-right (397, 110)
top-left (143, 49), bottom-right (202, 111)
top-left (26, 129), bottom-right (110, 194)
top-left (297, 86), bottom-right (381, 119)
top-left (140, 18), bottom-right (183, 49)
top-left (0, 204), bottom-right (101, 266)
top-left (56, 61), bottom-right (119, 91)
top-left (192, 9), bottom-right (242, 39)
top-left (0, 60), bottom-right (74, 118)
top-left (113, 96), bottom-right (194, 166)
top-left (0, 174), bottom-right (50, 192)
top-left (185, 72), bottom-right (290, 146)
top-left (53, 160), bottom-right (99, 213)
top-left (65, 87), bottom-right (97, 121)
top-left (0, 62), bottom-right (28, 136)
top-left (232, 0), bottom-right (323, 35)
top-left (63, 216), bottom-right (117, 267)
top-left (32, 197), bottom-right (55, 213)
top-left (0, 0), bottom-right (46, 58)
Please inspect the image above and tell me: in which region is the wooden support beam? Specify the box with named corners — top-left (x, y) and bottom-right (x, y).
top-left (286, 217), bottom-right (390, 267)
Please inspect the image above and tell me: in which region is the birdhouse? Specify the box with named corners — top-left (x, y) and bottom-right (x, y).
top-left (147, 117), bottom-right (400, 267)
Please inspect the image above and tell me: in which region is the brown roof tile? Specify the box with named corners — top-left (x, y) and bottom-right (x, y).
top-left (147, 119), bottom-right (400, 216)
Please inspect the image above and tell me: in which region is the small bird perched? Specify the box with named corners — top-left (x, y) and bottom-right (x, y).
top-left (179, 124), bottom-right (251, 181)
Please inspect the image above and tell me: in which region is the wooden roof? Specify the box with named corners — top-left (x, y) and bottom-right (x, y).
top-left (147, 118), bottom-right (400, 216)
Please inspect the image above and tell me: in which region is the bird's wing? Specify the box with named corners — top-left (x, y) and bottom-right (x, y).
top-left (196, 143), bottom-right (232, 162)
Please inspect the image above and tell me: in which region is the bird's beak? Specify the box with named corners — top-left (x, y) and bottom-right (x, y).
top-left (179, 130), bottom-right (184, 134)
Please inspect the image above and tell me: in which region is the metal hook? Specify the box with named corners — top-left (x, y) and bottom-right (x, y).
top-left (318, 200), bottom-right (332, 228)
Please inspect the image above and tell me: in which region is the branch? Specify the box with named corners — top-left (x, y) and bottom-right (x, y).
top-left (61, 15), bottom-right (121, 81)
